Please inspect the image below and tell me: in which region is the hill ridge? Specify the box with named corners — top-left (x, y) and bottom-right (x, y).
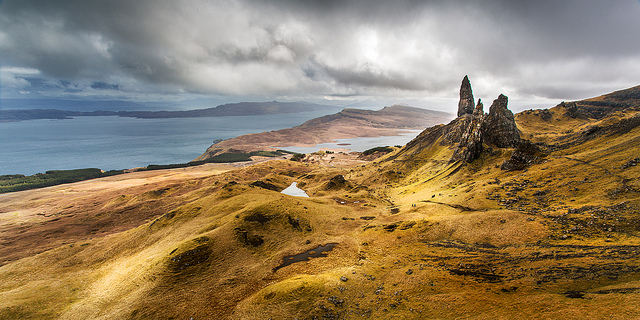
top-left (195, 105), bottom-right (453, 161)
top-left (0, 100), bottom-right (339, 122)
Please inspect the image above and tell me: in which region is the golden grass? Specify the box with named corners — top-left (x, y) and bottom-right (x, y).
top-left (2, 109), bottom-right (640, 319)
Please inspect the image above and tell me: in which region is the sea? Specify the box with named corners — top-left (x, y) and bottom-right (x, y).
top-left (0, 111), bottom-right (423, 176)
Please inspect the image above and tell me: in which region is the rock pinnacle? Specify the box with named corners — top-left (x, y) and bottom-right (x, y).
top-left (457, 75), bottom-right (475, 117)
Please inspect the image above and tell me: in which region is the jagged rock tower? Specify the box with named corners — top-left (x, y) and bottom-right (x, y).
top-left (450, 111), bottom-right (484, 163)
top-left (450, 76), bottom-right (521, 162)
top-left (394, 76), bottom-right (522, 164)
top-left (457, 75), bottom-right (475, 117)
top-left (390, 76), bottom-right (529, 169)
top-left (473, 99), bottom-right (483, 116)
top-left (482, 94), bottom-right (521, 148)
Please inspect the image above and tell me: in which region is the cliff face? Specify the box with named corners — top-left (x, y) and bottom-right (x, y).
top-left (449, 114), bottom-right (484, 163)
top-left (566, 84), bottom-right (640, 119)
top-left (482, 94), bottom-right (521, 148)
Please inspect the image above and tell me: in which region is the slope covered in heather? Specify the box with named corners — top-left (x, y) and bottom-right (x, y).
top-left (1, 79), bottom-right (640, 319)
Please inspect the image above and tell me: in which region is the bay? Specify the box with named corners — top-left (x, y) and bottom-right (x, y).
top-left (0, 109), bottom-right (338, 176)
top-left (279, 130), bottom-right (423, 154)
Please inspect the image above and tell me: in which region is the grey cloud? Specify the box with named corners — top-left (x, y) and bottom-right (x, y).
top-left (1, 0), bottom-right (639, 105)
top-left (91, 82), bottom-right (119, 90)
top-left (319, 63), bottom-right (426, 91)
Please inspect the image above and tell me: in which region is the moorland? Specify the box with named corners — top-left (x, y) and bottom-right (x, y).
top-left (1, 77), bottom-right (639, 319)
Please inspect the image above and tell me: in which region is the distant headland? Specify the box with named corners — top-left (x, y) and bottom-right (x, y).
top-left (0, 101), bottom-right (340, 122)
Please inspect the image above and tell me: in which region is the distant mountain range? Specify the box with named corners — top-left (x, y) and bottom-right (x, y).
top-left (0, 101), bottom-right (340, 122)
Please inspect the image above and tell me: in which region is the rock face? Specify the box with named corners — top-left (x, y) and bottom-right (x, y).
top-left (562, 101), bottom-right (582, 118)
top-left (482, 94), bottom-right (521, 148)
top-left (450, 114), bottom-right (484, 162)
top-left (394, 76), bottom-right (523, 165)
top-left (450, 80), bottom-right (520, 162)
top-left (457, 75), bottom-right (476, 117)
top-left (473, 99), bottom-right (484, 116)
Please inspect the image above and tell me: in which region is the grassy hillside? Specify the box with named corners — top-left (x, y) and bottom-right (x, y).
top-left (1, 88), bottom-right (640, 319)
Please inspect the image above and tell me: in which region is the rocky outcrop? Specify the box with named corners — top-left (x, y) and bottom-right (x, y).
top-left (449, 83), bottom-right (520, 162)
top-left (561, 101), bottom-right (582, 119)
top-left (324, 175), bottom-right (350, 191)
top-left (450, 114), bottom-right (484, 162)
top-left (457, 75), bottom-right (475, 117)
top-left (249, 180), bottom-right (281, 191)
top-left (473, 99), bottom-right (484, 116)
top-left (449, 98), bottom-right (485, 162)
top-left (482, 94), bottom-right (521, 148)
top-left (500, 141), bottom-right (546, 171)
top-left (394, 76), bottom-right (522, 164)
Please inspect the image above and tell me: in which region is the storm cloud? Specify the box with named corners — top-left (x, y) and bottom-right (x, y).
top-left (1, 0), bottom-right (639, 110)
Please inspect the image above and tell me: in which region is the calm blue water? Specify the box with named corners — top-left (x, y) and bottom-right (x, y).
top-left (279, 130), bottom-right (422, 154)
top-left (0, 110), bottom-right (343, 175)
top-left (0, 111), bottom-right (425, 176)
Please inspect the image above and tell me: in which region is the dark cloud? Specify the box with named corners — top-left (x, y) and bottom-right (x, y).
top-left (91, 82), bottom-right (119, 90)
top-left (319, 63), bottom-right (426, 91)
top-left (1, 0), bottom-right (639, 109)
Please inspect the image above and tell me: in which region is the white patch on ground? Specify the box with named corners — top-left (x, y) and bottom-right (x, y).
top-left (280, 182), bottom-right (309, 197)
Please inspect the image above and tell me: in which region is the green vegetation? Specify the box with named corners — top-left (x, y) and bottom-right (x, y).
top-left (1, 149), bottom-right (295, 193)
top-left (361, 146), bottom-right (393, 156)
top-left (289, 153), bottom-right (305, 162)
top-left (250, 150), bottom-right (291, 157)
top-left (144, 150), bottom-right (292, 171)
top-left (0, 168), bottom-right (124, 193)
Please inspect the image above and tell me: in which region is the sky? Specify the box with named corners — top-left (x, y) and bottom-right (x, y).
top-left (1, 0), bottom-right (640, 112)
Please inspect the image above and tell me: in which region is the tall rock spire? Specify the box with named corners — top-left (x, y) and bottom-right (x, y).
top-left (457, 75), bottom-right (475, 117)
top-left (449, 93), bottom-right (520, 163)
